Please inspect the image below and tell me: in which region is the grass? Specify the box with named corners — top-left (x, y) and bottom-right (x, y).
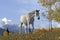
top-left (0, 30), bottom-right (60, 40)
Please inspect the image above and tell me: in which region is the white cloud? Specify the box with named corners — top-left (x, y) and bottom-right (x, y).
top-left (2, 18), bottom-right (12, 24)
top-left (2, 18), bottom-right (8, 24)
top-left (0, 17), bottom-right (14, 29)
top-left (0, 21), bottom-right (5, 29)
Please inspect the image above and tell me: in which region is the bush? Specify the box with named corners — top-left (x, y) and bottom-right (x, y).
top-left (3, 31), bottom-right (9, 37)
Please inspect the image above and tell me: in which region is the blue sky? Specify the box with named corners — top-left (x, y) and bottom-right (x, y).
top-left (0, 0), bottom-right (42, 23)
top-left (0, 0), bottom-right (60, 29)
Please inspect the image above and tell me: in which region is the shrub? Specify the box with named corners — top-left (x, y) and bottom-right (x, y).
top-left (3, 30), bottom-right (9, 37)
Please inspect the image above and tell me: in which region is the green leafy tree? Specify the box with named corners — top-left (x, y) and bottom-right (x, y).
top-left (38, 0), bottom-right (57, 31)
top-left (52, 7), bottom-right (60, 22)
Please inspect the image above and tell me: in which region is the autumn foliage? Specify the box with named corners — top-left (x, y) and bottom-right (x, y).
top-left (51, 28), bottom-right (60, 32)
top-left (34, 28), bottom-right (48, 34)
top-left (34, 28), bottom-right (60, 34)
top-left (3, 29), bottom-right (9, 37)
top-left (3, 31), bottom-right (9, 37)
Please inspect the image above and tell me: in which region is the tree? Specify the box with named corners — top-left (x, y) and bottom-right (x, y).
top-left (52, 2), bottom-right (60, 22)
top-left (38, 0), bottom-right (57, 31)
top-left (3, 29), bottom-right (9, 37)
top-left (38, 0), bottom-right (57, 7)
